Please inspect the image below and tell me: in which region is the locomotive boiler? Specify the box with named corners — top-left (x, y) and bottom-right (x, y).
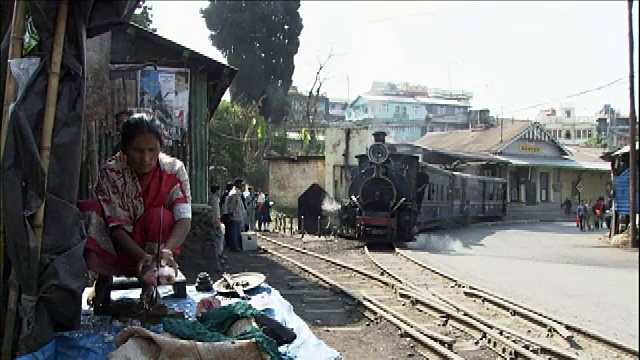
top-left (339, 132), bottom-right (421, 242)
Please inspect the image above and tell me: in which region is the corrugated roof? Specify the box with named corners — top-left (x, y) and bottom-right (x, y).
top-left (495, 155), bottom-right (610, 171)
top-left (565, 146), bottom-right (608, 163)
top-left (413, 121), bottom-right (533, 153)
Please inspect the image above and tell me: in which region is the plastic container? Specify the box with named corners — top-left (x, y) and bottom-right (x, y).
top-left (241, 231), bottom-right (258, 251)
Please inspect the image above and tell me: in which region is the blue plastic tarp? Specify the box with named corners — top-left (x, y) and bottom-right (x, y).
top-left (17, 284), bottom-right (342, 360)
top-left (615, 169), bottom-right (639, 215)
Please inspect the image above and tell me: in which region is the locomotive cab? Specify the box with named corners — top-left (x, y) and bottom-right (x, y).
top-left (339, 132), bottom-right (418, 243)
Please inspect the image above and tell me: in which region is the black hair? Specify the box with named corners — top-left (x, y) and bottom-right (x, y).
top-left (225, 183), bottom-right (234, 191)
top-left (121, 113), bottom-right (164, 151)
top-left (210, 185), bottom-right (220, 193)
top-left (234, 178), bottom-right (244, 187)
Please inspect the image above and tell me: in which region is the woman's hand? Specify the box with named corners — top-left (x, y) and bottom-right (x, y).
top-left (159, 248), bottom-right (179, 278)
top-left (137, 254), bottom-right (157, 287)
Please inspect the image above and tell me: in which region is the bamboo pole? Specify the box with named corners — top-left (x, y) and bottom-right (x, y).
top-left (32, 0), bottom-right (69, 257)
top-left (3, 0), bottom-right (69, 357)
top-left (0, 1), bottom-right (27, 359)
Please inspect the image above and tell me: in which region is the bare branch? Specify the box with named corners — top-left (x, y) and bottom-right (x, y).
top-left (306, 48), bottom-right (334, 124)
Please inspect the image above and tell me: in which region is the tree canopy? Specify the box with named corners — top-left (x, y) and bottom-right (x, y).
top-left (208, 100), bottom-right (273, 189)
top-left (201, 1), bottom-right (303, 124)
top-left (132, 0), bottom-right (157, 32)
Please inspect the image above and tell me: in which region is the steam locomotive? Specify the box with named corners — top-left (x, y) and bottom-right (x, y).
top-left (338, 131), bottom-right (508, 243)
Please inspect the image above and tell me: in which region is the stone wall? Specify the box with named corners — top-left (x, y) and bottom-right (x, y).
top-left (266, 156), bottom-right (325, 215)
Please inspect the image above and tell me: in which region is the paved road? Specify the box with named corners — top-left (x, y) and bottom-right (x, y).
top-left (403, 222), bottom-right (639, 348)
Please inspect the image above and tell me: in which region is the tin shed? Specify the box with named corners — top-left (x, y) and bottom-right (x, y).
top-left (81, 23), bottom-right (236, 203)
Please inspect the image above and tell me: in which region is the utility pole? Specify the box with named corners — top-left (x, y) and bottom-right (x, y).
top-left (628, 0), bottom-right (637, 247)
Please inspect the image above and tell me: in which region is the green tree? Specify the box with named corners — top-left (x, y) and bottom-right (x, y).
top-left (132, 0), bottom-right (157, 32)
top-left (208, 101), bottom-right (273, 189)
top-left (201, 1), bottom-right (303, 124)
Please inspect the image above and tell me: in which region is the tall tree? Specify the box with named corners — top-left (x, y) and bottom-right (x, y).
top-left (132, 0), bottom-right (157, 32)
top-left (201, 1), bottom-right (303, 124)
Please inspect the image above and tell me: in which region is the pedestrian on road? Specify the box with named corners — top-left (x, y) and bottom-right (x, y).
top-left (562, 197), bottom-right (572, 216)
top-left (576, 201), bottom-right (588, 232)
top-left (585, 200), bottom-right (594, 231)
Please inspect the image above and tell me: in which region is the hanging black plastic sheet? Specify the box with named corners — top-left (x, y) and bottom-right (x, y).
top-left (0, 0), bottom-right (141, 353)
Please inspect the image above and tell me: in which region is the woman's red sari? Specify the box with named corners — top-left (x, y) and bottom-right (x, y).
top-left (78, 152), bottom-right (191, 277)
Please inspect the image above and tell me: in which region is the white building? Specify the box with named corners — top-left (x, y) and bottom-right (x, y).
top-left (535, 103), bottom-right (598, 146)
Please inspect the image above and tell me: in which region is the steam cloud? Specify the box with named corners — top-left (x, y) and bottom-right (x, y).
top-left (404, 233), bottom-right (464, 253)
top-left (321, 195), bottom-right (341, 214)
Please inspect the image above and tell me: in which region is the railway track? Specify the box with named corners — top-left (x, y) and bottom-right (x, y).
top-left (256, 233), bottom-right (639, 360)
top-left (369, 246), bottom-right (639, 360)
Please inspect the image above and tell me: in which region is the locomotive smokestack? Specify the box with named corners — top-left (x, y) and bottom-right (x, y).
top-left (373, 131), bottom-right (387, 144)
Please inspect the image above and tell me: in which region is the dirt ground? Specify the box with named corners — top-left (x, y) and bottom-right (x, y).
top-left (178, 214), bottom-right (428, 359)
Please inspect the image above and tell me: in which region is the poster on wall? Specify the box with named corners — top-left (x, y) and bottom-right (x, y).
top-left (138, 67), bottom-right (190, 141)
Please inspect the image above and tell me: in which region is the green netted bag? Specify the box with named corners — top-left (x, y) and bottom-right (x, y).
top-left (23, 16), bottom-right (40, 55)
top-left (163, 301), bottom-right (294, 360)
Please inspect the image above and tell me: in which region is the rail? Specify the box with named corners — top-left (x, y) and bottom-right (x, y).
top-left (257, 232), bottom-right (638, 359)
top-left (258, 234), bottom-right (547, 359)
top-left (394, 249), bottom-right (640, 359)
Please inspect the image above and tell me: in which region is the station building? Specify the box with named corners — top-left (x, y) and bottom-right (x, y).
top-left (411, 121), bottom-right (611, 220)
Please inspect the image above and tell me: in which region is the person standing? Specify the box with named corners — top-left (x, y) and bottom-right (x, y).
top-left (221, 183), bottom-right (233, 248)
top-left (260, 193), bottom-right (273, 232)
top-left (225, 179), bottom-right (246, 251)
top-left (577, 201), bottom-right (587, 232)
top-left (245, 186), bottom-right (257, 231)
top-left (208, 185), bottom-right (224, 269)
top-left (562, 198), bottom-right (572, 216)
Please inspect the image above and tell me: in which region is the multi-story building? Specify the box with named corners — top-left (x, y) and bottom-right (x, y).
top-left (594, 104), bottom-right (637, 151)
top-left (327, 98), bottom-right (349, 122)
top-left (535, 103), bottom-right (597, 145)
top-left (287, 86), bottom-right (329, 123)
top-left (344, 81), bottom-right (473, 142)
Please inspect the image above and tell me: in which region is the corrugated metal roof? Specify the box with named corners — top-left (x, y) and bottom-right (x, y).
top-left (565, 146), bottom-right (608, 162)
top-left (495, 155), bottom-right (610, 171)
top-left (413, 121), bottom-right (533, 153)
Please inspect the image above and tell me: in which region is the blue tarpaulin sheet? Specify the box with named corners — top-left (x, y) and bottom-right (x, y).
top-left (17, 284), bottom-right (342, 360)
top-left (615, 169), bottom-right (639, 215)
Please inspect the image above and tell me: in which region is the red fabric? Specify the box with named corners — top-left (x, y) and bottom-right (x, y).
top-left (79, 154), bottom-right (191, 277)
top-left (80, 200), bottom-right (179, 277)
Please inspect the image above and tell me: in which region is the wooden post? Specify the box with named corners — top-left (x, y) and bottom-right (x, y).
top-left (628, 0), bottom-right (637, 248)
top-left (0, 1), bottom-right (27, 359)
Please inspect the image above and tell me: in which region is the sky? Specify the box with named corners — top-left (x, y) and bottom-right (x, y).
top-left (150, 1), bottom-right (639, 119)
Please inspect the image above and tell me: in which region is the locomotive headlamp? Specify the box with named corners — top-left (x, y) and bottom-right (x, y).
top-left (367, 143), bottom-right (389, 164)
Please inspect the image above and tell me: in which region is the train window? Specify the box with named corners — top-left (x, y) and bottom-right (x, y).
top-left (454, 187), bottom-right (461, 200)
top-left (446, 185), bottom-right (451, 200)
top-left (440, 184), bottom-right (444, 202)
top-left (427, 184), bottom-right (432, 201)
